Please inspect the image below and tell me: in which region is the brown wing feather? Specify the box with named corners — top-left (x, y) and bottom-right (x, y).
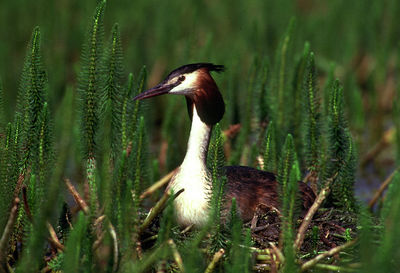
top-left (224, 166), bottom-right (315, 221)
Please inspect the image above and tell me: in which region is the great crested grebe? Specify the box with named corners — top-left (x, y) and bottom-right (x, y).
top-left (134, 63), bottom-right (315, 227)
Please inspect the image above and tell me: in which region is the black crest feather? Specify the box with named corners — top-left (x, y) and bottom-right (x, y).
top-left (167, 63), bottom-right (225, 79)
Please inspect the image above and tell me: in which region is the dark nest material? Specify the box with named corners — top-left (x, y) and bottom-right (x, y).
top-left (245, 204), bottom-right (358, 254)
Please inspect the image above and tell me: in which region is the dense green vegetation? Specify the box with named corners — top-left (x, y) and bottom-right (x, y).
top-left (0, 0), bottom-right (399, 272)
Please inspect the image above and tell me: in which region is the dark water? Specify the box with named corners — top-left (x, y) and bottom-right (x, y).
top-left (355, 161), bottom-right (396, 205)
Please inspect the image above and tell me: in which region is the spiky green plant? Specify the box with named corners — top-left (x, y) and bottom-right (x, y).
top-left (62, 212), bottom-right (89, 273)
top-left (113, 70), bottom-right (148, 261)
top-left (120, 68), bottom-right (148, 153)
top-left (0, 123), bottom-right (18, 232)
top-left (302, 52), bottom-right (321, 191)
top-left (208, 123), bottom-right (228, 252)
top-left (121, 115), bottom-right (150, 259)
top-left (324, 80), bottom-right (357, 210)
top-left (278, 134), bottom-right (299, 215)
top-left (131, 116), bottom-right (147, 207)
top-left (77, 0), bottom-right (106, 160)
top-left (128, 67), bottom-right (147, 142)
top-left (291, 42), bottom-right (310, 158)
top-left (114, 116), bottom-right (148, 260)
top-left (101, 22), bottom-right (125, 161)
top-left (37, 102), bottom-right (53, 182)
top-left (15, 120), bottom-right (57, 273)
top-left (154, 195), bottom-right (175, 271)
top-left (225, 200), bottom-right (252, 273)
top-left (273, 18), bottom-right (295, 143)
top-left (367, 172), bottom-right (400, 272)
top-left (12, 25), bottom-right (58, 272)
top-left (278, 134), bottom-right (300, 272)
top-left (282, 163), bottom-right (300, 273)
top-left (208, 123), bottom-right (226, 193)
top-left (121, 73), bottom-right (134, 150)
top-left (15, 26), bottom-right (48, 174)
top-left (9, 27), bottom-right (54, 260)
top-left (263, 120), bottom-right (277, 173)
top-left (358, 207), bottom-right (375, 273)
top-left (77, 0), bottom-right (106, 214)
top-left (25, 102), bottom-right (54, 216)
top-left (332, 133), bottom-right (357, 210)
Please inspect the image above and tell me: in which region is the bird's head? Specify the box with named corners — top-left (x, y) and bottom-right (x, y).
top-left (134, 63), bottom-right (225, 125)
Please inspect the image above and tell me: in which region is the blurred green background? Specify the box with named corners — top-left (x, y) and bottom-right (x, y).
top-left (1, 0), bottom-right (399, 200)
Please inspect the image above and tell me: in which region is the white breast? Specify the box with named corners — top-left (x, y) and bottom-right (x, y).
top-left (168, 166), bottom-right (211, 226)
top-left (167, 106), bottom-right (213, 227)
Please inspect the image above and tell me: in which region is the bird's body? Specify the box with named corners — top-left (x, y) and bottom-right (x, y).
top-left (134, 63), bottom-right (315, 227)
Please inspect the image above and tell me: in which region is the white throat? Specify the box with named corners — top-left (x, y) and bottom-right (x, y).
top-left (168, 105), bottom-right (212, 226)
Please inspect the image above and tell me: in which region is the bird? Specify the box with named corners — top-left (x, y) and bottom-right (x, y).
top-left (134, 63), bottom-right (315, 227)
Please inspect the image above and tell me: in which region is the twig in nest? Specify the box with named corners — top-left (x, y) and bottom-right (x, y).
top-left (250, 212), bottom-right (259, 230)
top-left (92, 230), bottom-right (106, 251)
top-left (168, 239), bottom-right (185, 272)
top-left (314, 263), bottom-right (357, 272)
top-left (300, 239), bottom-right (357, 272)
top-left (140, 168), bottom-right (178, 200)
top-left (180, 224), bottom-right (194, 234)
top-left (204, 248), bottom-right (225, 273)
top-left (0, 198), bottom-right (20, 264)
top-left (294, 173), bottom-right (337, 251)
top-left (368, 168), bottom-right (399, 210)
top-left (94, 215), bottom-right (105, 227)
top-left (269, 242), bottom-right (284, 266)
top-left (46, 222), bottom-right (64, 252)
top-left (251, 204), bottom-right (281, 231)
top-left (64, 178), bottom-right (90, 215)
top-left (138, 189), bottom-right (184, 234)
top-left (252, 224), bottom-right (270, 232)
